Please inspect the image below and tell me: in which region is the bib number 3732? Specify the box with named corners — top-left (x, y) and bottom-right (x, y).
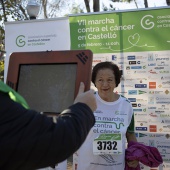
top-left (93, 133), bottom-right (122, 155)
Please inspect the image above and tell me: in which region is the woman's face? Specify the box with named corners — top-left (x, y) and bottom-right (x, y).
top-left (95, 68), bottom-right (116, 100)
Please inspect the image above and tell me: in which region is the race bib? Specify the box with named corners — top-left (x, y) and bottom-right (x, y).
top-left (93, 133), bottom-right (122, 155)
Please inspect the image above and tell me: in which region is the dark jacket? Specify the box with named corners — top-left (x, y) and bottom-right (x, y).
top-left (0, 91), bottom-right (95, 170)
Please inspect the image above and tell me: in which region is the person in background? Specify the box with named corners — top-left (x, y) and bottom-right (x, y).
top-left (73, 61), bottom-right (138, 170)
top-left (0, 81), bottom-right (96, 170)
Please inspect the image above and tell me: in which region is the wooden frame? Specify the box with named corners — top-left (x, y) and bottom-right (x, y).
top-left (6, 50), bottom-right (93, 114)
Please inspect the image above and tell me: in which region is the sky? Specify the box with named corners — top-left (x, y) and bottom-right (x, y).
top-left (75, 0), bottom-right (168, 12)
top-left (108, 0), bottom-right (167, 10)
top-left (43, 0), bottom-right (168, 19)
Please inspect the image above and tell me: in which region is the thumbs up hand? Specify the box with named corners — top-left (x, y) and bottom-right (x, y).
top-left (74, 82), bottom-right (97, 112)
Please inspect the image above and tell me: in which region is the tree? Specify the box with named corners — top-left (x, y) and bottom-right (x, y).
top-left (166, 0), bottom-right (170, 5)
top-left (0, 0), bottom-right (29, 46)
top-left (0, 30), bottom-right (5, 81)
top-left (0, 0), bottom-right (7, 22)
top-left (84, 0), bottom-right (100, 12)
top-left (144, 0), bottom-right (148, 8)
top-left (93, 0), bottom-right (100, 12)
top-left (0, 0), bottom-right (29, 80)
top-left (0, 60), bottom-right (4, 81)
top-left (84, 0), bottom-right (91, 12)
top-left (0, 0), bottom-right (28, 21)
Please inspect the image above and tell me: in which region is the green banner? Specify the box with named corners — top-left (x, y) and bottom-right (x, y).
top-left (69, 8), bottom-right (170, 53)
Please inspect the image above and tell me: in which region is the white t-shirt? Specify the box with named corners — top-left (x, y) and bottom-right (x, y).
top-left (73, 92), bottom-right (134, 170)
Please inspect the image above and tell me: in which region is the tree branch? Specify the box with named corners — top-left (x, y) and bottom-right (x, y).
top-left (84, 0), bottom-right (91, 12)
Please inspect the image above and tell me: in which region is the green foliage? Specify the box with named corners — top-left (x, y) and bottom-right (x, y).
top-left (70, 3), bottom-right (84, 14)
top-left (0, 57), bottom-right (4, 81)
top-left (0, 60), bottom-right (4, 71)
top-left (0, 0), bottom-right (29, 80)
top-left (0, 27), bottom-right (5, 42)
top-left (0, 0), bottom-right (29, 42)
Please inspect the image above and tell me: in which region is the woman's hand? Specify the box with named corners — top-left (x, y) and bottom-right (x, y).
top-left (126, 160), bottom-right (139, 168)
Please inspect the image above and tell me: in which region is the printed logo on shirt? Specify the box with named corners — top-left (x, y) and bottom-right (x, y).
top-left (94, 110), bottom-right (103, 113)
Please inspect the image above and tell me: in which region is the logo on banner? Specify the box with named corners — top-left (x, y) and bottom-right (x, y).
top-left (148, 53), bottom-right (154, 61)
top-left (138, 90), bottom-right (147, 94)
top-left (135, 84), bottom-right (147, 88)
top-left (127, 56), bottom-right (135, 60)
top-left (128, 90), bottom-right (137, 95)
top-left (129, 61), bottom-right (136, 65)
top-left (149, 125), bottom-right (157, 132)
top-left (149, 82), bottom-right (156, 89)
top-left (133, 108), bottom-right (142, 112)
top-left (149, 140), bottom-right (155, 147)
top-left (112, 55), bottom-right (117, 61)
top-left (136, 127), bottom-right (147, 131)
top-left (132, 103), bottom-right (137, 107)
top-left (148, 70), bottom-right (157, 74)
top-left (138, 133), bottom-right (147, 137)
top-left (141, 15), bottom-right (154, 30)
top-left (148, 63), bottom-right (156, 66)
top-left (16, 35), bottom-right (26, 47)
top-left (131, 66), bottom-right (142, 69)
top-left (128, 98), bottom-right (136, 102)
top-left (165, 89), bottom-right (169, 94)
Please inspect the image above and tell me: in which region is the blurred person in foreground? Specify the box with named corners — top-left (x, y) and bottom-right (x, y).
top-left (0, 80), bottom-right (96, 170)
top-left (73, 61), bottom-right (138, 170)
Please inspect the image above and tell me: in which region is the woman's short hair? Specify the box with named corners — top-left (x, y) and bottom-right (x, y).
top-left (91, 61), bottom-right (121, 87)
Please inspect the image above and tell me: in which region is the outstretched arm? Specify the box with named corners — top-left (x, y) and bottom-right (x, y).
top-left (0, 83), bottom-right (96, 170)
